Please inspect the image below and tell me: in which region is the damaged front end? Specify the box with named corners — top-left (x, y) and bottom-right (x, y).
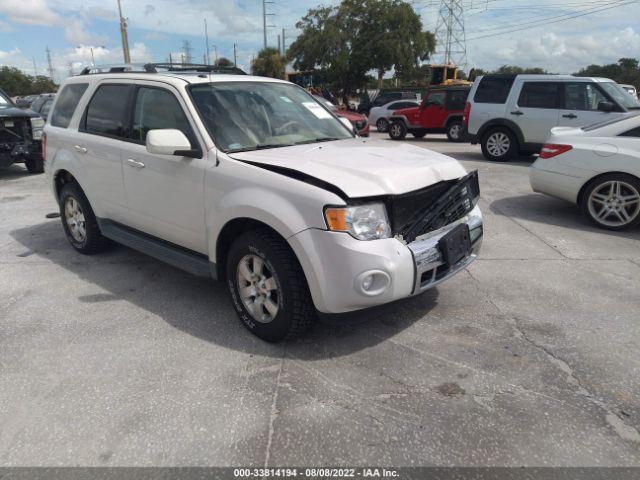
top-left (0, 116), bottom-right (44, 169)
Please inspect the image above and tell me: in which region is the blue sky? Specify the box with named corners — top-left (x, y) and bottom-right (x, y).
top-left (1, 0), bottom-right (639, 83)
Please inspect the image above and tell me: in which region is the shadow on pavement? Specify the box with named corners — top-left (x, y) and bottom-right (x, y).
top-left (491, 193), bottom-right (640, 238)
top-left (10, 220), bottom-right (438, 359)
top-left (0, 164), bottom-right (34, 179)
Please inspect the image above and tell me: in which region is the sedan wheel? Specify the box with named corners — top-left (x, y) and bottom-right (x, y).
top-left (585, 177), bottom-right (640, 230)
top-left (376, 118), bottom-right (389, 132)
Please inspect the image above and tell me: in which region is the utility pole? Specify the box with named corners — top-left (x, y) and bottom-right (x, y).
top-left (434, 0), bottom-right (467, 69)
top-left (277, 35), bottom-right (281, 55)
top-left (282, 28), bottom-right (286, 56)
top-left (262, 0), bottom-right (275, 49)
top-left (169, 53), bottom-right (173, 66)
top-left (204, 18), bottom-right (210, 65)
top-left (46, 47), bottom-right (55, 80)
top-left (32, 57), bottom-right (38, 76)
top-left (90, 47), bottom-right (95, 66)
top-left (117, 0), bottom-right (131, 63)
top-left (67, 62), bottom-right (73, 77)
top-left (233, 43), bottom-right (237, 66)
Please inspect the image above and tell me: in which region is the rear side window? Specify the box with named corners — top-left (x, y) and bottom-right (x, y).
top-left (83, 84), bottom-right (131, 138)
top-left (474, 76), bottom-right (515, 104)
top-left (620, 127), bottom-right (640, 137)
top-left (50, 84), bottom-right (88, 128)
top-left (446, 90), bottom-right (469, 110)
top-left (518, 82), bottom-right (560, 109)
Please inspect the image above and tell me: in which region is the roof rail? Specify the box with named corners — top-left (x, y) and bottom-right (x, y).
top-left (77, 63), bottom-right (247, 76)
top-left (143, 63), bottom-right (247, 75)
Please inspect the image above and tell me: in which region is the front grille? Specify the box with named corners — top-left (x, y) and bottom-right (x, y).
top-left (0, 117), bottom-right (30, 144)
top-left (395, 171), bottom-right (480, 243)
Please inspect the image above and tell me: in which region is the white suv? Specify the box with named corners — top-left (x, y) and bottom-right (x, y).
top-left (44, 64), bottom-right (483, 341)
top-left (464, 74), bottom-right (640, 161)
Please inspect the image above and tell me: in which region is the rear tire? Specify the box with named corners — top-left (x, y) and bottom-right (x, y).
top-left (25, 157), bottom-right (44, 174)
top-left (59, 182), bottom-right (110, 254)
top-left (388, 121), bottom-right (407, 140)
top-left (581, 173), bottom-right (640, 231)
top-left (376, 118), bottom-right (389, 132)
top-left (481, 127), bottom-right (518, 161)
top-left (446, 120), bottom-right (465, 142)
top-left (226, 229), bottom-right (316, 342)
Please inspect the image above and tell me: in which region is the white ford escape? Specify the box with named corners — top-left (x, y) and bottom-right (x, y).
top-left (44, 64), bottom-right (483, 341)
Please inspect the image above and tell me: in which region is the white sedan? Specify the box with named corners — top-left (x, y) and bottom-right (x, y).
top-left (530, 112), bottom-right (640, 230)
top-left (368, 99), bottom-right (420, 132)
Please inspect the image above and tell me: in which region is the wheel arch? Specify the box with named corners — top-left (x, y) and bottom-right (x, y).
top-left (477, 119), bottom-right (525, 146)
top-left (445, 114), bottom-right (463, 126)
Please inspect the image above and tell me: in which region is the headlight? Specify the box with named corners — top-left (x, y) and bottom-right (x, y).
top-left (324, 202), bottom-right (392, 240)
top-left (30, 117), bottom-right (45, 140)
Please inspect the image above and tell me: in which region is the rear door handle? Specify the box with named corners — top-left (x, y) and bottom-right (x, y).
top-left (562, 113), bottom-right (577, 119)
top-left (74, 145), bottom-right (87, 154)
top-left (126, 159), bottom-right (145, 169)
top-left (510, 111), bottom-right (524, 116)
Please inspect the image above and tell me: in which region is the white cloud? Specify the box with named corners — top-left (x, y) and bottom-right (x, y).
top-left (63, 17), bottom-right (108, 45)
top-left (0, 47), bottom-right (22, 60)
top-left (0, 0), bottom-right (61, 25)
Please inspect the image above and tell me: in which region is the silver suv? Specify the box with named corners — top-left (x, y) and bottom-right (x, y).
top-left (44, 64), bottom-right (482, 341)
top-left (464, 74), bottom-right (640, 161)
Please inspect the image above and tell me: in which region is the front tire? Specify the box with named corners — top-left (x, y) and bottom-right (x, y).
top-left (581, 174), bottom-right (640, 231)
top-left (446, 120), bottom-right (465, 142)
top-left (376, 118), bottom-right (389, 132)
top-left (388, 121), bottom-right (407, 140)
top-left (59, 182), bottom-right (110, 254)
top-left (226, 229), bottom-right (315, 342)
top-left (481, 127), bottom-right (518, 161)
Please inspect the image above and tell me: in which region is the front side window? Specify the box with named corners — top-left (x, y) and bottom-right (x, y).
top-left (189, 82), bottom-right (353, 153)
top-left (84, 84), bottom-right (131, 138)
top-left (132, 87), bottom-right (195, 144)
top-left (425, 92), bottom-right (445, 107)
top-left (564, 83), bottom-right (608, 111)
top-left (518, 82), bottom-right (559, 109)
top-left (51, 83), bottom-right (88, 128)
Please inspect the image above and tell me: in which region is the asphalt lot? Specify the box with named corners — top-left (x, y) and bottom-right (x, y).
top-left (1, 131), bottom-right (639, 467)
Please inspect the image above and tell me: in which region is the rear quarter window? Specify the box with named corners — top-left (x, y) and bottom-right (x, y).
top-left (50, 83), bottom-right (88, 128)
top-left (474, 76), bottom-right (515, 104)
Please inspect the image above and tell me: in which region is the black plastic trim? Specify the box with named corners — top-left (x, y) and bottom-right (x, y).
top-left (477, 118), bottom-right (525, 146)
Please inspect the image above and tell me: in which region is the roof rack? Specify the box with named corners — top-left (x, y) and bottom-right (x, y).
top-left (78, 63), bottom-right (246, 76)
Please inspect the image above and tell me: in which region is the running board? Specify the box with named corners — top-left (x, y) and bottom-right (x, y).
top-left (97, 219), bottom-right (215, 279)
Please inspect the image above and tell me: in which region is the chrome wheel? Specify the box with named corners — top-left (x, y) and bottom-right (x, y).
top-left (486, 132), bottom-right (510, 157)
top-left (376, 118), bottom-right (389, 132)
top-left (449, 123), bottom-right (462, 140)
top-left (64, 197), bottom-right (86, 243)
top-left (588, 180), bottom-right (640, 228)
top-left (390, 123), bottom-right (402, 137)
top-left (236, 254), bottom-right (280, 324)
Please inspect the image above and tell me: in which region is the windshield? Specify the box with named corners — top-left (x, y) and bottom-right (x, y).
top-left (189, 82), bottom-right (353, 153)
top-left (600, 82), bottom-right (640, 109)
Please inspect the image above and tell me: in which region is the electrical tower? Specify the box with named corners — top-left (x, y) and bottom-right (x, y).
top-left (46, 47), bottom-right (55, 80)
top-left (181, 40), bottom-right (193, 64)
top-left (262, 0), bottom-right (275, 49)
top-left (433, 0), bottom-right (467, 70)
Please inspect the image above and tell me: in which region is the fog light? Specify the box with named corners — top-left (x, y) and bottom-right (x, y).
top-left (362, 275), bottom-right (374, 291)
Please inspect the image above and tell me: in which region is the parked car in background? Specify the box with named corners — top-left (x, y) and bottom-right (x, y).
top-left (465, 74), bottom-right (640, 161)
top-left (30, 93), bottom-right (56, 121)
top-left (369, 100), bottom-right (420, 132)
top-left (314, 95), bottom-right (369, 136)
top-left (0, 88), bottom-right (45, 173)
top-left (387, 87), bottom-right (470, 142)
top-left (530, 113), bottom-right (640, 230)
top-left (14, 95), bottom-right (37, 109)
top-left (620, 84), bottom-right (638, 100)
top-left (357, 91), bottom-right (421, 116)
top-left (45, 65), bottom-right (482, 341)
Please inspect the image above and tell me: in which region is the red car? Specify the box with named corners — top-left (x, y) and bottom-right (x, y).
top-left (387, 87), bottom-right (469, 142)
top-left (314, 96), bottom-right (370, 137)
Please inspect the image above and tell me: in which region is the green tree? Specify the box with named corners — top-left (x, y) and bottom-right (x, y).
top-left (251, 48), bottom-right (286, 79)
top-left (215, 57), bottom-right (234, 68)
top-left (576, 58), bottom-right (640, 87)
top-left (0, 66), bottom-right (57, 96)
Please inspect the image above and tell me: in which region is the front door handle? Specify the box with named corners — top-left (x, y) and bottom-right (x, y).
top-left (74, 145), bottom-right (87, 154)
top-left (126, 159), bottom-right (145, 169)
top-left (510, 111), bottom-right (524, 116)
top-left (562, 113), bottom-right (577, 119)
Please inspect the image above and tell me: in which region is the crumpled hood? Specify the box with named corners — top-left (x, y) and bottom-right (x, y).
top-left (0, 106), bottom-right (38, 118)
top-left (229, 138), bottom-right (467, 198)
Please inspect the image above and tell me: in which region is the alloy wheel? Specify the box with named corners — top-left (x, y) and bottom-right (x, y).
top-left (588, 180), bottom-right (640, 228)
top-left (64, 197), bottom-right (86, 242)
top-left (449, 124), bottom-right (462, 140)
top-left (236, 254), bottom-right (280, 323)
top-left (390, 124), bottom-right (402, 138)
top-left (486, 132), bottom-right (510, 157)
top-left (377, 118), bottom-right (389, 132)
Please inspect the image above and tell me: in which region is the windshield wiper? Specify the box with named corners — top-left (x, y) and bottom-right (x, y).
top-left (227, 143), bottom-right (295, 153)
top-left (294, 137), bottom-right (341, 145)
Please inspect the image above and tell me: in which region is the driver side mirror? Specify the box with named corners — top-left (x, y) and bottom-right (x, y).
top-left (597, 101), bottom-right (616, 112)
top-left (339, 116), bottom-right (356, 134)
top-left (146, 129), bottom-right (199, 158)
